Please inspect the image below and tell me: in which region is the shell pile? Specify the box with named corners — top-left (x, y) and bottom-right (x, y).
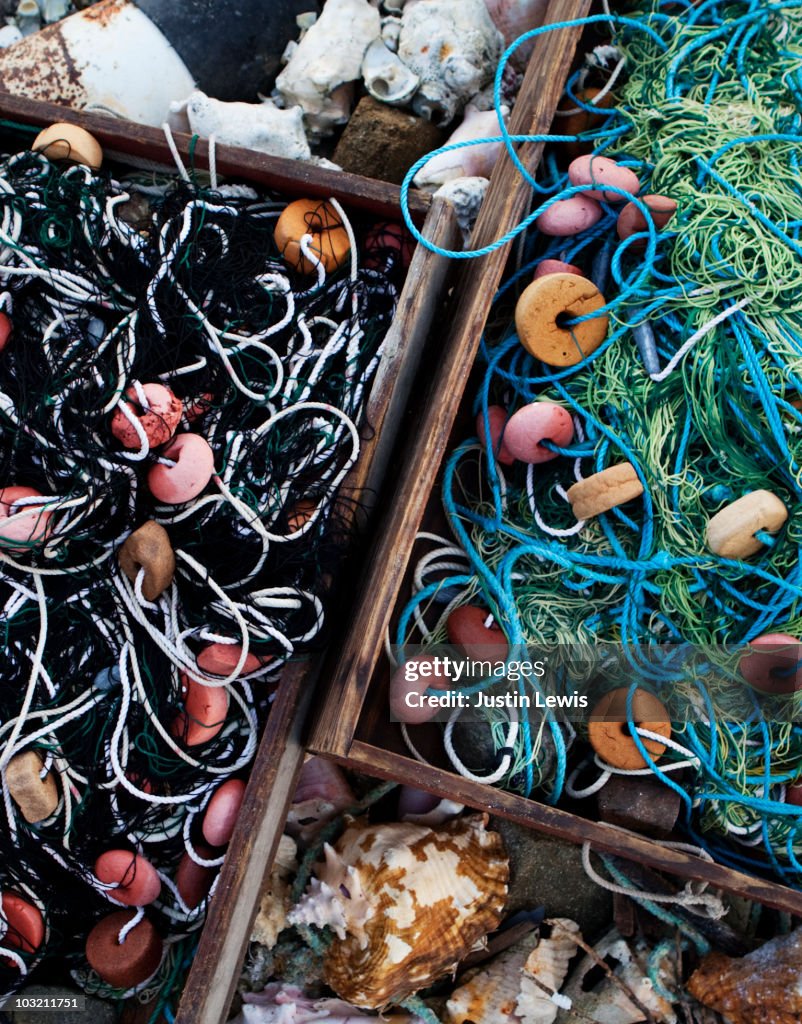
top-left (288, 813), bottom-right (509, 1009)
top-left (687, 929), bottom-right (802, 1024)
top-left (445, 918), bottom-right (580, 1024)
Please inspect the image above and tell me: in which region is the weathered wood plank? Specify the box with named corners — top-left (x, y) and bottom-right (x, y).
top-left (310, 0), bottom-right (593, 756)
top-left (339, 742), bottom-right (802, 917)
top-left (0, 93), bottom-right (431, 223)
top-left (175, 659), bottom-right (314, 1024)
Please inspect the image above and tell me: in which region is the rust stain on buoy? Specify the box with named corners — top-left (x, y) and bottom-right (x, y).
top-left (82, 0), bottom-right (129, 26)
top-left (0, 21), bottom-right (88, 106)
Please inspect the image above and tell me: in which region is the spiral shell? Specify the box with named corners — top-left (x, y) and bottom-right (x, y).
top-left (687, 929), bottom-right (802, 1024)
top-left (445, 918), bottom-right (580, 1024)
top-left (288, 813), bottom-right (508, 1009)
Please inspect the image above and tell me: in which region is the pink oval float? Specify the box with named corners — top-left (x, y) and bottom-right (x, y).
top-left (0, 486), bottom-right (52, 552)
top-left (197, 642), bottom-right (265, 677)
top-left (447, 605), bottom-right (509, 660)
top-left (475, 406), bottom-right (515, 466)
top-left (739, 633), bottom-right (802, 695)
top-left (503, 403), bottom-right (574, 464)
top-left (533, 259), bottom-right (583, 279)
top-left (568, 155), bottom-right (640, 202)
top-left (176, 847), bottom-right (216, 909)
top-left (111, 383), bottom-right (182, 450)
top-left (202, 779), bottom-right (246, 847)
top-left (94, 850), bottom-right (161, 906)
top-left (389, 655), bottom-right (452, 725)
top-left (147, 434), bottom-right (214, 504)
top-left (171, 674), bottom-right (229, 747)
top-left (536, 195), bottom-right (601, 236)
top-left (1, 893), bottom-right (44, 953)
top-left (0, 313), bottom-right (12, 353)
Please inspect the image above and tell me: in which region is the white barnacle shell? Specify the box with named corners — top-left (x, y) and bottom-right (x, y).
top-left (274, 0), bottom-right (381, 136)
top-left (558, 931), bottom-right (677, 1024)
top-left (290, 814), bottom-right (508, 1009)
top-left (398, 0), bottom-right (503, 125)
top-left (445, 918), bottom-right (580, 1024)
top-left (362, 38), bottom-right (420, 106)
top-left (175, 91), bottom-right (311, 161)
top-left (434, 176), bottom-right (490, 244)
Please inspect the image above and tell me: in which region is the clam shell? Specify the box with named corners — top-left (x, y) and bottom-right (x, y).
top-left (290, 813), bottom-right (508, 1009)
top-left (251, 834), bottom-right (297, 950)
top-left (446, 943), bottom-right (532, 1024)
top-left (559, 931), bottom-right (676, 1024)
top-left (687, 929), bottom-right (802, 1024)
top-left (519, 918), bottom-right (581, 1023)
top-left (445, 919), bottom-right (580, 1024)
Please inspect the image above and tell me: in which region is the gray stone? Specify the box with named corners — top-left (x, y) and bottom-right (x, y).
top-left (9, 985), bottom-right (115, 1024)
top-left (492, 819), bottom-right (613, 941)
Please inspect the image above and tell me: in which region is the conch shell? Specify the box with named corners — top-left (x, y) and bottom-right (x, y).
top-left (687, 929), bottom-right (802, 1024)
top-left (414, 103), bottom-right (508, 188)
top-left (558, 931), bottom-right (676, 1024)
top-left (445, 918), bottom-right (580, 1024)
top-left (288, 813), bottom-right (508, 1009)
top-left (274, 0), bottom-right (380, 136)
top-left (398, 0), bottom-right (503, 125)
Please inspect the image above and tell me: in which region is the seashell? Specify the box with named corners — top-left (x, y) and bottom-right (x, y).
top-left (484, 0), bottom-right (548, 68)
top-left (398, 0), bottom-right (503, 126)
top-left (414, 103), bottom-right (508, 189)
top-left (519, 919), bottom-right (582, 1023)
top-left (381, 14), bottom-right (402, 51)
top-left (445, 919), bottom-right (580, 1024)
top-left (435, 176), bottom-right (490, 244)
top-left (687, 929), bottom-right (802, 1024)
top-left (40, 0), bottom-right (70, 23)
top-left (558, 930), bottom-right (676, 1024)
top-left (362, 38), bottom-right (420, 106)
top-left (398, 786), bottom-right (464, 825)
top-left (251, 834), bottom-right (297, 950)
top-left (447, 942), bottom-right (534, 1024)
top-left (176, 91), bottom-right (311, 162)
top-left (234, 983), bottom-right (425, 1023)
top-left (15, 0), bottom-right (40, 37)
top-left (274, 0), bottom-right (381, 136)
top-left (288, 813), bottom-right (509, 1009)
top-left (286, 756), bottom-right (355, 842)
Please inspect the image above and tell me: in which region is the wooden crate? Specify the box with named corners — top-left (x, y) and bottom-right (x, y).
top-left (0, 100), bottom-right (460, 1021)
top-left (306, 0), bottom-right (802, 920)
